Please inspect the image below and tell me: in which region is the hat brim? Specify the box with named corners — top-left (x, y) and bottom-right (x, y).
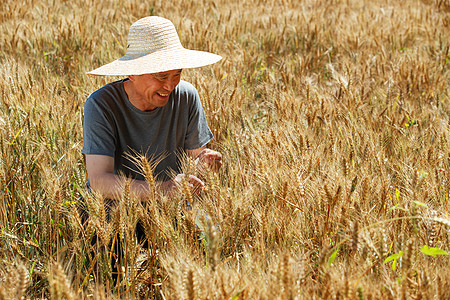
top-left (87, 48), bottom-right (222, 76)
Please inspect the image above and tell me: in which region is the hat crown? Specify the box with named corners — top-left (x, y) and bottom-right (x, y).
top-left (126, 16), bottom-right (183, 56)
top-left (87, 16), bottom-right (222, 76)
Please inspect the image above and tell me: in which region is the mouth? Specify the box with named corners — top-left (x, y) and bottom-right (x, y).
top-left (157, 92), bottom-right (170, 97)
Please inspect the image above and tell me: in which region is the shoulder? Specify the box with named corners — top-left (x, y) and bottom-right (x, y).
top-left (172, 80), bottom-right (201, 108)
top-left (85, 79), bottom-right (127, 111)
top-left (174, 80), bottom-right (198, 96)
top-left (87, 79), bottom-right (126, 102)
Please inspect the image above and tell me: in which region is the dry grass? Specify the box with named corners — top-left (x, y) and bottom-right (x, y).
top-left (0, 0), bottom-right (449, 298)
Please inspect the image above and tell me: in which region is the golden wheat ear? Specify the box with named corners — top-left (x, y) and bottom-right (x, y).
top-left (48, 262), bottom-right (76, 300)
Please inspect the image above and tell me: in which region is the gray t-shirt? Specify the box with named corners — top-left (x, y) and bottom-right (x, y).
top-left (82, 79), bottom-right (213, 181)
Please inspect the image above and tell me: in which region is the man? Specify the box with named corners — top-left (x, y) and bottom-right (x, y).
top-left (83, 16), bottom-right (223, 200)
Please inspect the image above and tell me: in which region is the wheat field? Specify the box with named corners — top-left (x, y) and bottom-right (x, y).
top-left (0, 0), bottom-right (449, 299)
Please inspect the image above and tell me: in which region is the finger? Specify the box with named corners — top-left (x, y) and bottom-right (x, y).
top-left (187, 177), bottom-right (205, 195)
top-left (188, 175), bottom-right (204, 187)
top-left (212, 160), bottom-right (222, 171)
top-left (198, 149), bottom-right (220, 159)
top-left (173, 174), bottom-right (186, 185)
top-left (208, 154), bottom-right (222, 168)
top-left (197, 148), bottom-right (210, 158)
top-left (205, 152), bottom-right (222, 161)
top-left (199, 153), bottom-right (222, 166)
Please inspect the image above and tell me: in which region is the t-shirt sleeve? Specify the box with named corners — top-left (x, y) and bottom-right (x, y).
top-left (184, 87), bottom-right (214, 150)
top-left (82, 96), bottom-right (116, 157)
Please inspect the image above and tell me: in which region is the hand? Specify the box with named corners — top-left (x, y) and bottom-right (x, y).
top-left (162, 174), bottom-right (205, 195)
top-left (196, 148), bottom-right (223, 171)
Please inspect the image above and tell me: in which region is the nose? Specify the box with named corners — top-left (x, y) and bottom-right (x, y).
top-left (162, 77), bottom-right (178, 91)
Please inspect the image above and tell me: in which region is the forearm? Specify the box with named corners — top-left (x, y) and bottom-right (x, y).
top-left (85, 154), bottom-right (177, 200)
top-left (89, 173), bottom-right (166, 201)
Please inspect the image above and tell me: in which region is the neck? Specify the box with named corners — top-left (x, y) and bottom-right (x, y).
top-left (123, 80), bottom-right (156, 111)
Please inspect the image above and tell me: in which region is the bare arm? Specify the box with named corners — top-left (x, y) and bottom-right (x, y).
top-left (85, 154), bottom-right (151, 200)
top-left (85, 154), bottom-right (205, 200)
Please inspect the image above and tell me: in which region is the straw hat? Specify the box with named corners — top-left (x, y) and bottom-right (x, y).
top-left (88, 16), bottom-right (222, 76)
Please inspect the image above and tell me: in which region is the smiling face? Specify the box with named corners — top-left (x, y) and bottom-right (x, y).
top-left (125, 69), bottom-right (182, 111)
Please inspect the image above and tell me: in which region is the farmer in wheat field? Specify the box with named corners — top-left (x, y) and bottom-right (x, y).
top-left (83, 16), bottom-right (223, 200)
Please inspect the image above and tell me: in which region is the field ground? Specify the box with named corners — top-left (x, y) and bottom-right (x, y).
top-left (0, 0), bottom-right (449, 299)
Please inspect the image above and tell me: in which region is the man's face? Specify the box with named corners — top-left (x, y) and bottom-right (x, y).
top-left (128, 69), bottom-right (182, 111)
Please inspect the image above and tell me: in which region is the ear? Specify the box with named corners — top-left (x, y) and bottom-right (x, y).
top-left (128, 75), bottom-right (136, 81)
